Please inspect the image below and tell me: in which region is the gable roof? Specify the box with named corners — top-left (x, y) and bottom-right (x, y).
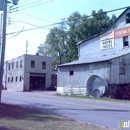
top-left (77, 7), bottom-right (130, 45)
top-left (58, 52), bottom-right (130, 67)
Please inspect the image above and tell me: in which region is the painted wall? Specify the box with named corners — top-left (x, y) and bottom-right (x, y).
top-left (109, 54), bottom-right (130, 84)
top-left (4, 54), bottom-right (52, 91)
top-left (24, 54), bottom-right (52, 90)
top-left (78, 9), bottom-right (130, 60)
top-left (6, 56), bottom-right (24, 91)
top-left (57, 61), bottom-right (108, 94)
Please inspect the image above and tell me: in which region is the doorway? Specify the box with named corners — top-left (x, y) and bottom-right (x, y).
top-left (29, 76), bottom-right (45, 90)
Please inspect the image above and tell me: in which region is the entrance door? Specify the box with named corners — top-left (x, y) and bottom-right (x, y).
top-left (29, 76), bottom-right (45, 90)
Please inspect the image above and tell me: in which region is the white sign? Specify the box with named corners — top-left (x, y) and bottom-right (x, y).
top-left (100, 31), bottom-right (114, 50)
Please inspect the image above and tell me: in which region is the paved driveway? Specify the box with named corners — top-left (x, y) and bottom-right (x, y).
top-left (2, 90), bottom-right (130, 130)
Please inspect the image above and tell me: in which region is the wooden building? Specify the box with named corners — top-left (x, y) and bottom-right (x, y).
top-left (57, 8), bottom-right (130, 97)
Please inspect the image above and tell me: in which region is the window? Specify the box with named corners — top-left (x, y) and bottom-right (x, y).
top-left (70, 71), bottom-right (74, 75)
top-left (11, 77), bottom-right (13, 82)
top-left (12, 62), bottom-right (14, 69)
top-left (20, 60), bottom-right (22, 68)
top-left (119, 62), bottom-right (125, 75)
top-left (15, 76), bottom-right (17, 82)
top-left (31, 60), bottom-right (35, 68)
top-left (8, 77), bottom-right (10, 82)
top-left (42, 62), bottom-right (46, 69)
top-left (20, 76), bottom-right (22, 82)
top-left (16, 61), bottom-right (18, 68)
top-left (126, 13), bottom-right (130, 24)
top-left (8, 63), bottom-right (10, 70)
top-left (69, 66), bottom-right (74, 75)
top-left (123, 36), bottom-right (129, 47)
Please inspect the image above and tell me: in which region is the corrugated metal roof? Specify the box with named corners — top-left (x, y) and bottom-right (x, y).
top-left (58, 52), bottom-right (130, 67)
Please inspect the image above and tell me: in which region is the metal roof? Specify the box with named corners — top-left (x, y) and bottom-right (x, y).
top-left (58, 52), bottom-right (130, 67)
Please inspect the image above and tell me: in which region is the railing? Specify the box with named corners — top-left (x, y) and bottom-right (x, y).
top-left (63, 86), bottom-right (87, 96)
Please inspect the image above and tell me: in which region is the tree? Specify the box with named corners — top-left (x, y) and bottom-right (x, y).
top-left (67, 12), bottom-right (82, 61)
top-left (37, 25), bottom-right (68, 70)
top-left (37, 9), bottom-right (117, 68)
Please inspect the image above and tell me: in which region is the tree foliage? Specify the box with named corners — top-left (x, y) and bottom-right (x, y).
top-left (37, 9), bottom-right (117, 70)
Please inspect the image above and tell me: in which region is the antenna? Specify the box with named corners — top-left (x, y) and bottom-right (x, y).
top-left (26, 40), bottom-right (28, 54)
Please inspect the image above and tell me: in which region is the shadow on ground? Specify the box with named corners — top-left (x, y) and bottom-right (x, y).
top-left (0, 127), bottom-right (22, 130)
top-left (0, 103), bottom-right (72, 122)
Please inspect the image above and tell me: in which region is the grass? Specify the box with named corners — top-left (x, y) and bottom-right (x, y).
top-left (0, 103), bottom-right (111, 130)
top-left (56, 94), bottom-right (130, 103)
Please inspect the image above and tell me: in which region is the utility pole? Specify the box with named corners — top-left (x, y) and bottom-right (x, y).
top-left (0, 0), bottom-right (19, 103)
top-left (26, 40), bottom-right (28, 54)
top-left (0, 0), bottom-right (8, 103)
top-left (0, 14), bottom-right (3, 64)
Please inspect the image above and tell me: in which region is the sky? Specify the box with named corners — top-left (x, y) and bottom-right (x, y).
top-left (0, 0), bottom-right (130, 61)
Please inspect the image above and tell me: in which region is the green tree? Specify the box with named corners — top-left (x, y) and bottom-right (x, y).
top-left (67, 12), bottom-right (82, 61)
top-left (37, 9), bottom-right (117, 68)
top-left (37, 25), bottom-right (68, 70)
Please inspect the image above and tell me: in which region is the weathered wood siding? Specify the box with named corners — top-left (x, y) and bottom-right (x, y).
top-left (109, 54), bottom-right (130, 84)
top-left (58, 61), bottom-right (109, 88)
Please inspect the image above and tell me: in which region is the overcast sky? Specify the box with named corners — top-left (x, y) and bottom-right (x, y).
top-left (0, 0), bottom-right (130, 61)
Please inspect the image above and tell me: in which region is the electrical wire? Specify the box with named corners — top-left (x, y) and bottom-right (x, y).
top-left (6, 6), bottom-right (130, 36)
top-left (18, 0), bottom-right (31, 5)
top-left (17, 20), bottom-right (51, 30)
top-left (7, 27), bottom-right (24, 40)
top-left (19, 11), bottom-right (54, 23)
top-left (18, 0), bottom-right (53, 11)
top-left (16, 0), bottom-right (44, 9)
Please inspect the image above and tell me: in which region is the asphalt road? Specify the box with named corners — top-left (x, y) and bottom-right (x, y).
top-left (1, 90), bottom-right (130, 130)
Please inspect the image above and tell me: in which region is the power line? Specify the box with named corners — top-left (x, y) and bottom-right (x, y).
top-left (17, 0), bottom-right (44, 9)
top-left (6, 6), bottom-right (130, 36)
top-left (18, 0), bottom-right (54, 11)
top-left (19, 11), bottom-right (54, 23)
top-left (17, 20), bottom-right (51, 29)
top-left (18, 0), bottom-right (31, 4)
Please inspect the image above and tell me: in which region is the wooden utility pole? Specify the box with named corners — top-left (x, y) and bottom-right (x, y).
top-left (0, 0), bottom-right (8, 103)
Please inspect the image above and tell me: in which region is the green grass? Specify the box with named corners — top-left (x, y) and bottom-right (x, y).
top-left (0, 103), bottom-right (111, 130)
top-left (56, 94), bottom-right (130, 103)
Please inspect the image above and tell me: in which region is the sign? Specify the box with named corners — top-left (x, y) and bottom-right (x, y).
top-left (100, 31), bottom-right (114, 50)
top-left (114, 26), bottom-right (130, 38)
top-left (0, 0), bottom-right (3, 11)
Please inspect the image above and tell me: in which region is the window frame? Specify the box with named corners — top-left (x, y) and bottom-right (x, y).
top-left (8, 63), bottom-right (10, 70)
top-left (20, 60), bottom-right (22, 68)
top-left (12, 62), bottom-right (14, 69)
top-left (126, 13), bottom-right (130, 24)
top-left (20, 76), bottom-right (22, 82)
top-left (15, 76), bottom-right (17, 82)
top-left (123, 36), bottom-right (129, 47)
top-left (16, 61), bottom-right (18, 68)
top-left (119, 62), bottom-right (125, 75)
top-left (42, 62), bottom-right (46, 69)
top-left (69, 66), bottom-right (74, 76)
top-left (11, 77), bottom-right (13, 82)
top-left (31, 60), bottom-right (35, 68)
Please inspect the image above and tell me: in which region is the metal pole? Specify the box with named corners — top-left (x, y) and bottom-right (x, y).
top-left (0, 0), bottom-right (7, 103)
top-left (26, 40), bottom-right (28, 54)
